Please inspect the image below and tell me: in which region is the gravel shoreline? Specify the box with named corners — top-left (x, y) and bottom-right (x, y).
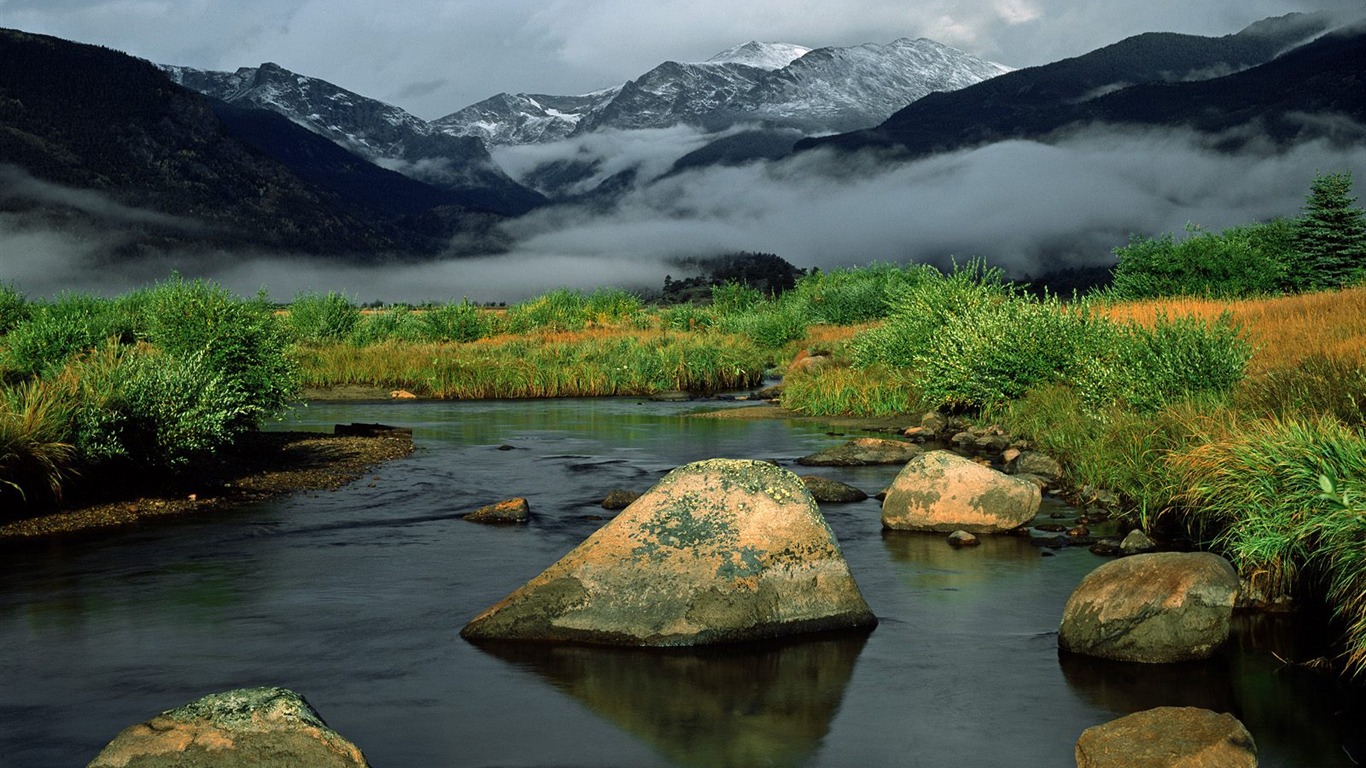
top-left (0, 430), bottom-right (414, 541)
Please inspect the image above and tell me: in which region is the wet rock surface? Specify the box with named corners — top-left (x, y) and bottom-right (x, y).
top-left (881, 450), bottom-right (1041, 534)
top-left (466, 498), bottom-right (531, 525)
top-left (1060, 552), bottom-right (1239, 663)
top-left (461, 459), bottom-right (877, 646)
top-left (800, 476), bottom-right (869, 503)
top-left (796, 437), bottom-right (924, 466)
top-left (88, 687), bottom-right (370, 768)
top-left (1075, 706), bottom-right (1258, 768)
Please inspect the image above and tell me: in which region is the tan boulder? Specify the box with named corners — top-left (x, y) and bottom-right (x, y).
top-left (1075, 707), bottom-right (1257, 767)
top-left (1059, 552), bottom-right (1239, 663)
top-left (461, 459), bottom-right (877, 646)
top-left (87, 687), bottom-right (369, 768)
top-left (881, 450), bottom-right (1040, 533)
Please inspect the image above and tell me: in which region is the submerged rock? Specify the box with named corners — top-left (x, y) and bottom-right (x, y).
top-left (1075, 706), bottom-right (1257, 767)
top-left (800, 476), bottom-right (869, 503)
top-left (467, 498), bottom-right (531, 525)
top-left (601, 489), bottom-right (641, 511)
top-left (796, 437), bottom-right (923, 466)
top-left (88, 687), bottom-right (370, 768)
top-left (947, 530), bottom-right (981, 548)
top-left (1059, 552), bottom-right (1239, 663)
top-left (461, 459), bottom-right (877, 646)
top-left (881, 451), bottom-right (1041, 534)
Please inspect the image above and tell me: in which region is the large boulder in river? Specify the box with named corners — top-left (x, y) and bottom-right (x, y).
top-left (88, 687), bottom-right (369, 768)
top-left (461, 459), bottom-right (877, 646)
top-left (1075, 706), bottom-right (1258, 767)
top-left (881, 451), bottom-right (1040, 533)
top-left (1059, 552), bottom-right (1239, 663)
top-left (797, 437), bottom-right (923, 466)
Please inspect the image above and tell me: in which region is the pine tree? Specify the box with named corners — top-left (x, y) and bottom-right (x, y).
top-left (1295, 171), bottom-right (1366, 290)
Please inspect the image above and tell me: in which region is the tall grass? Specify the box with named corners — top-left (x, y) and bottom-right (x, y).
top-left (0, 376), bottom-right (76, 506)
top-left (296, 330), bottom-right (768, 398)
top-left (781, 365), bottom-right (922, 418)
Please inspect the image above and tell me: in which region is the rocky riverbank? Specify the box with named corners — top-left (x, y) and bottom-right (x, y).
top-left (0, 430), bottom-right (413, 542)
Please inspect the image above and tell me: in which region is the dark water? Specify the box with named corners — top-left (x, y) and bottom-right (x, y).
top-left (1, 399), bottom-right (1362, 767)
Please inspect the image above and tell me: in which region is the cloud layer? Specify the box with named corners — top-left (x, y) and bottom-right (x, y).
top-left (5, 124), bottom-right (1364, 304)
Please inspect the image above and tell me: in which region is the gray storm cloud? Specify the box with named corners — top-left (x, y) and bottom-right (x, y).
top-left (4, 124), bottom-right (1366, 303)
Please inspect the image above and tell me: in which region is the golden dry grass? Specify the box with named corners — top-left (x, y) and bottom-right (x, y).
top-left (1101, 285), bottom-right (1366, 375)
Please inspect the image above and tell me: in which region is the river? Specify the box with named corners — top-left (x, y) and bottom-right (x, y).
top-left (1, 398), bottom-right (1361, 767)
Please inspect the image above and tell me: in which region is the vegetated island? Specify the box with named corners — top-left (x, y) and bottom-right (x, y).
top-left (2, 171), bottom-right (1365, 674)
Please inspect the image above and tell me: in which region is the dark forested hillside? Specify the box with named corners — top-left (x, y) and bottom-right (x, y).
top-left (798, 13), bottom-right (1351, 157)
top-left (0, 28), bottom-right (505, 259)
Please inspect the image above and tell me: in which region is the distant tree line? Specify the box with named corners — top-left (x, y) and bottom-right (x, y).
top-left (1108, 171), bottom-right (1366, 299)
top-left (660, 252), bottom-right (806, 304)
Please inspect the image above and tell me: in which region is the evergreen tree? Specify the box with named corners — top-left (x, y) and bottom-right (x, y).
top-left (1294, 171), bottom-right (1366, 290)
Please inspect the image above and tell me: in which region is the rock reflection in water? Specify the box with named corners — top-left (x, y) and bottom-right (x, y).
top-left (473, 633), bottom-right (870, 768)
top-left (881, 530), bottom-right (1043, 597)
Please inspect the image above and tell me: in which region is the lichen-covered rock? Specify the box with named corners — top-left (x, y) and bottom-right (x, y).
top-left (1059, 552), bottom-right (1239, 663)
top-left (880, 451), bottom-right (1040, 533)
top-left (467, 497), bottom-right (530, 524)
top-left (800, 476), bottom-right (868, 503)
top-left (87, 687), bottom-right (369, 768)
top-left (1075, 707), bottom-right (1258, 767)
top-left (796, 438), bottom-right (923, 466)
top-left (461, 459), bottom-right (877, 646)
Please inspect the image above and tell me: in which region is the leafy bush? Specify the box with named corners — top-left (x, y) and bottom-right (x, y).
top-left (349, 306), bottom-right (424, 345)
top-left (61, 341), bottom-right (246, 468)
top-left (0, 281), bottom-right (29, 336)
top-left (791, 263), bottom-right (932, 325)
top-left (1109, 220), bottom-right (1297, 300)
top-left (709, 282), bottom-right (765, 316)
top-left (719, 298), bottom-right (810, 349)
top-left (416, 299), bottom-right (489, 343)
top-left (135, 278), bottom-right (297, 428)
top-left (288, 292), bottom-right (361, 344)
top-left (1, 292), bottom-right (137, 377)
top-left (500, 289), bottom-right (590, 333)
top-left (1076, 312), bottom-right (1252, 413)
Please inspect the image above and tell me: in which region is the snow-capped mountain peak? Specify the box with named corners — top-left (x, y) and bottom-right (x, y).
top-left (704, 41), bottom-right (812, 70)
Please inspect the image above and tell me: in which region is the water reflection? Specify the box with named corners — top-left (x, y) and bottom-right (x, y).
top-left (1060, 614), bottom-right (1366, 768)
top-left (880, 530), bottom-right (1044, 599)
top-left (473, 633), bottom-right (871, 768)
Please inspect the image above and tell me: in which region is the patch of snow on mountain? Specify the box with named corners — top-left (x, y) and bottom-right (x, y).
top-left (703, 41), bottom-right (812, 71)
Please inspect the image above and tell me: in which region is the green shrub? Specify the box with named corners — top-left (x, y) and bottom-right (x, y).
top-left (1109, 220), bottom-right (1297, 300)
top-left (500, 289), bottom-right (591, 333)
top-left (791, 263), bottom-right (932, 325)
top-left (416, 299), bottom-right (489, 343)
top-left (0, 281), bottom-right (29, 336)
top-left (709, 282), bottom-right (765, 316)
top-left (134, 277), bottom-right (297, 429)
top-left (1076, 312), bottom-right (1251, 413)
top-left (1, 292), bottom-right (137, 377)
top-left (349, 306), bottom-right (424, 345)
top-left (719, 298), bottom-right (810, 349)
top-left (584, 287), bottom-right (644, 325)
top-left (63, 342), bottom-right (246, 468)
top-left (288, 292), bottom-right (361, 344)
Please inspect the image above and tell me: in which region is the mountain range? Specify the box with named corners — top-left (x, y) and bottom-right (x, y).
top-left (0, 12), bottom-right (1363, 273)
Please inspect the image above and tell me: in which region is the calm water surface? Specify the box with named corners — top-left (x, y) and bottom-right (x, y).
top-left (2, 398), bottom-right (1362, 767)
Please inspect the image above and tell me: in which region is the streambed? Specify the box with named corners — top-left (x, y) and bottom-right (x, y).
top-left (1, 398), bottom-right (1361, 767)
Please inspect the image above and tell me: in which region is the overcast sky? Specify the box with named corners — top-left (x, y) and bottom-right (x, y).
top-left (0, 0), bottom-right (1360, 119)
